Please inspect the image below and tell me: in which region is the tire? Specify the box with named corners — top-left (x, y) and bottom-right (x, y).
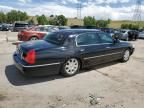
top-left (61, 58), bottom-right (80, 77)
top-left (30, 36), bottom-right (39, 41)
top-left (121, 49), bottom-right (130, 62)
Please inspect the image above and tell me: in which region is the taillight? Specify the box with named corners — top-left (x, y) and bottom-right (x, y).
top-left (24, 49), bottom-right (36, 64)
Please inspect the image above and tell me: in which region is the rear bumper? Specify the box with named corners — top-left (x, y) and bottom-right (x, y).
top-left (13, 53), bottom-right (62, 76)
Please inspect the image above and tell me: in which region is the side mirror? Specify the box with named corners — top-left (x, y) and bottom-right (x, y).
top-left (113, 38), bottom-right (120, 43)
top-left (112, 33), bottom-right (120, 40)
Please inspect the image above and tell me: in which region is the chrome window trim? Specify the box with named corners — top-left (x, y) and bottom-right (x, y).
top-left (84, 52), bottom-right (122, 60)
top-left (75, 32), bottom-right (113, 47)
top-left (20, 62), bottom-right (61, 68)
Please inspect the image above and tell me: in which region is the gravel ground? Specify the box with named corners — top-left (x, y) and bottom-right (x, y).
top-left (0, 39), bottom-right (144, 108)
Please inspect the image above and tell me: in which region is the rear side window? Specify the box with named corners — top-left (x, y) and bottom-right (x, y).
top-left (98, 33), bottom-right (113, 43)
top-left (77, 32), bottom-right (101, 46)
top-left (44, 32), bottom-right (66, 45)
top-left (15, 23), bottom-right (28, 27)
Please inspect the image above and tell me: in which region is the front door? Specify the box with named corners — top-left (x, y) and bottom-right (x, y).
top-left (76, 32), bottom-right (106, 67)
top-left (98, 33), bottom-right (124, 62)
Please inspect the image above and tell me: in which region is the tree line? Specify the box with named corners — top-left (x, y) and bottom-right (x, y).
top-left (36, 14), bottom-right (67, 26)
top-left (83, 16), bottom-right (111, 28)
top-left (121, 24), bottom-right (140, 30)
top-left (0, 10), bottom-right (111, 27)
top-left (0, 10), bottom-right (68, 26)
top-left (0, 10), bottom-right (28, 24)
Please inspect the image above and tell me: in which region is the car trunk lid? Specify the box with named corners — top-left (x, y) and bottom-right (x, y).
top-left (19, 40), bottom-right (58, 52)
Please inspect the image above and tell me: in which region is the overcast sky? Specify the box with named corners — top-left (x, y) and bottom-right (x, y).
top-left (0, 0), bottom-right (144, 20)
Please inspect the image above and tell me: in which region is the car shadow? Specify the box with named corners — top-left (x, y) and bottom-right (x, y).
top-left (5, 61), bottom-right (119, 86)
top-left (5, 65), bottom-right (65, 86)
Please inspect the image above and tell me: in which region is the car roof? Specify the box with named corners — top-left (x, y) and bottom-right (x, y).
top-left (51, 29), bottom-right (101, 38)
top-left (58, 29), bottom-right (100, 34)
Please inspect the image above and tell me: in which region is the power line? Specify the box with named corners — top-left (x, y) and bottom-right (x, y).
top-left (132, 0), bottom-right (142, 24)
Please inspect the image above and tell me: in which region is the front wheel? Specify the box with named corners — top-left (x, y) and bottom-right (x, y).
top-left (121, 49), bottom-right (130, 62)
top-left (61, 58), bottom-right (80, 77)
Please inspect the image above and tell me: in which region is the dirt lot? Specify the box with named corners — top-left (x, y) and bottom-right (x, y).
top-left (0, 39), bottom-right (144, 108)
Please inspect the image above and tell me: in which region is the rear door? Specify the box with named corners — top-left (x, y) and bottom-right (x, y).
top-left (76, 32), bottom-right (107, 67)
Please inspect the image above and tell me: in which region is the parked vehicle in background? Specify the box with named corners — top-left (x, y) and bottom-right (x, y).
top-left (100, 28), bottom-right (115, 37)
top-left (13, 21), bottom-right (29, 32)
top-left (100, 28), bottom-right (125, 41)
top-left (119, 29), bottom-right (130, 41)
top-left (70, 25), bottom-right (99, 29)
top-left (0, 23), bottom-right (14, 31)
top-left (139, 31), bottom-right (144, 39)
top-left (120, 29), bottom-right (139, 41)
top-left (18, 25), bottom-right (59, 41)
top-left (0, 24), bottom-right (10, 31)
top-left (13, 29), bottom-right (135, 77)
top-left (0, 24), bottom-right (2, 30)
top-left (132, 30), bottom-right (139, 40)
top-left (58, 26), bottom-right (70, 30)
top-left (71, 25), bottom-right (86, 29)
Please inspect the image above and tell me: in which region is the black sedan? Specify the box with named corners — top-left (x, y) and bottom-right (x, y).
top-left (0, 24), bottom-right (10, 31)
top-left (13, 29), bottom-right (135, 77)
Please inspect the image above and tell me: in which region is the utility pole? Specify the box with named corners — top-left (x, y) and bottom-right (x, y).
top-left (77, 0), bottom-right (81, 19)
top-left (132, 0), bottom-right (142, 25)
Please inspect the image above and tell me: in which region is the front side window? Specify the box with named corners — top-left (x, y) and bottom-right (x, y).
top-left (36, 27), bottom-right (47, 32)
top-left (98, 33), bottom-right (113, 43)
top-left (77, 33), bottom-right (101, 46)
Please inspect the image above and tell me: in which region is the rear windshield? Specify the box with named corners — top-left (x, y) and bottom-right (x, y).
top-left (43, 32), bottom-right (66, 45)
top-left (15, 23), bottom-right (28, 27)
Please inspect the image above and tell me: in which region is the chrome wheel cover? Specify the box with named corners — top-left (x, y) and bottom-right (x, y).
top-left (124, 50), bottom-right (130, 61)
top-left (65, 58), bottom-right (79, 75)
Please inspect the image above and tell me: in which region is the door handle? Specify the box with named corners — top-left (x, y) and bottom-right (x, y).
top-left (80, 49), bottom-right (85, 52)
top-left (106, 47), bottom-right (111, 49)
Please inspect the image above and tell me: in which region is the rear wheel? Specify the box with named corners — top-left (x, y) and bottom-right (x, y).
top-left (30, 36), bottom-right (38, 41)
top-left (121, 49), bottom-right (130, 62)
top-left (61, 58), bottom-right (80, 77)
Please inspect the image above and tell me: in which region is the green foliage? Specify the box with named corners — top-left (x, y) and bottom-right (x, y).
top-left (96, 20), bottom-right (109, 28)
top-left (37, 15), bottom-right (49, 25)
top-left (0, 12), bottom-right (7, 23)
top-left (132, 24), bottom-right (139, 30)
top-left (28, 18), bottom-right (35, 25)
top-left (107, 18), bottom-right (111, 24)
top-left (83, 16), bottom-right (110, 27)
top-left (7, 10), bottom-right (28, 23)
top-left (83, 16), bottom-right (96, 26)
top-left (121, 24), bottom-right (139, 30)
top-left (49, 15), bottom-right (67, 26)
top-left (121, 24), bottom-right (129, 29)
top-left (50, 15), bottom-right (54, 17)
top-left (49, 18), bottom-right (55, 25)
